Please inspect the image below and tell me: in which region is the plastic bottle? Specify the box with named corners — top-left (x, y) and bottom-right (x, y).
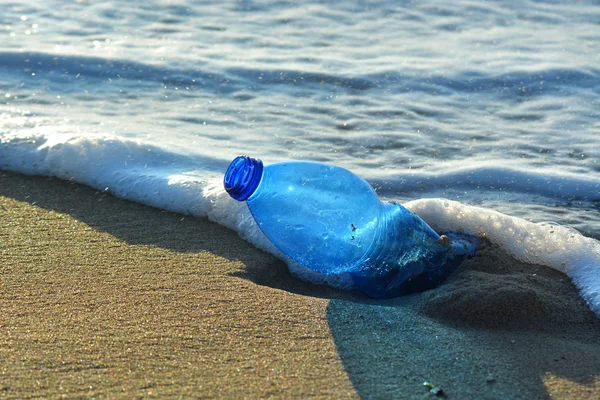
top-left (224, 155), bottom-right (479, 297)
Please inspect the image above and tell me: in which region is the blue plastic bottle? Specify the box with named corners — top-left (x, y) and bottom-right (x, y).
top-left (224, 155), bottom-right (479, 297)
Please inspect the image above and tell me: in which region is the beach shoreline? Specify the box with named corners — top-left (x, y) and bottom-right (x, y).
top-left (1, 171), bottom-right (599, 399)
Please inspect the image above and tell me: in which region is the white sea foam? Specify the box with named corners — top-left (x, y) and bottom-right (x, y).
top-left (1, 133), bottom-right (599, 317)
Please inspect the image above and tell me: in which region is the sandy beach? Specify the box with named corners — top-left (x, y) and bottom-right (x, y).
top-left (1, 171), bottom-right (599, 399)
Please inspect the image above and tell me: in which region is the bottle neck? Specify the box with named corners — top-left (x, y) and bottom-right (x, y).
top-left (224, 156), bottom-right (264, 201)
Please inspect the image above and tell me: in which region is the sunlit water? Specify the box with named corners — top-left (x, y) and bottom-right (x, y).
top-left (1, 1), bottom-right (599, 312)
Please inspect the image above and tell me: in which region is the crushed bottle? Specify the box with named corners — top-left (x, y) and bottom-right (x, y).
top-left (224, 155), bottom-right (479, 297)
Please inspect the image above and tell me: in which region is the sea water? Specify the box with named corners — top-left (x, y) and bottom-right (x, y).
top-left (0, 0), bottom-right (599, 315)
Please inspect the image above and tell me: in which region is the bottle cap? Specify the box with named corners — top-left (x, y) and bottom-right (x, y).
top-left (224, 156), bottom-right (264, 201)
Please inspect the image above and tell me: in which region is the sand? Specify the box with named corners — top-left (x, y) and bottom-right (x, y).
top-left (1, 171), bottom-right (599, 399)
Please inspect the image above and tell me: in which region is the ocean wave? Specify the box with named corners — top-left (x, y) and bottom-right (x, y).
top-left (0, 51), bottom-right (232, 93)
top-left (369, 166), bottom-right (600, 202)
top-left (2, 51), bottom-right (598, 97)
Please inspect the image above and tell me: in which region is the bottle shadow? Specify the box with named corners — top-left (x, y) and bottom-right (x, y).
top-left (327, 247), bottom-right (600, 399)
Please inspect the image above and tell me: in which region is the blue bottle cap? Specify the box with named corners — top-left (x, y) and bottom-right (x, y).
top-left (224, 156), bottom-right (264, 201)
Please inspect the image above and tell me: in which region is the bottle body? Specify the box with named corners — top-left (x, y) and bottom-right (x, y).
top-left (224, 156), bottom-right (478, 297)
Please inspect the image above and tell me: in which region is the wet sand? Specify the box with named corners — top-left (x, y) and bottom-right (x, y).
top-left (1, 171), bottom-right (599, 399)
